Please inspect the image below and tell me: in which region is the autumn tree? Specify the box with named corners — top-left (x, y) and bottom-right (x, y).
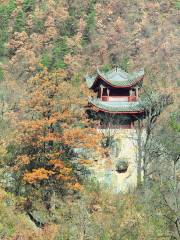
top-left (5, 66), bottom-right (101, 209)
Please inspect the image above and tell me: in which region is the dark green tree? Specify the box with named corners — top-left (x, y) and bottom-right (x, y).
top-left (13, 9), bottom-right (26, 32)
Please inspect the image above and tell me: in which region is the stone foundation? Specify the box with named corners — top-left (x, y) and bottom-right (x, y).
top-left (90, 129), bottom-right (141, 193)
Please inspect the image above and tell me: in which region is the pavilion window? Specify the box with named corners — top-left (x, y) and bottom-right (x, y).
top-left (103, 88), bottom-right (108, 96)
top-left (110, 88), bottom-right (129, 96)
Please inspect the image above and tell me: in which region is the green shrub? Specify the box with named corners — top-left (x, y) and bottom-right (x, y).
top-left (170, 111), bottom-right (180, 132)
top-left (40, 53), bottom-right (52, 69)
top-left (82, 9), bottom-right (96, 44)
top-left (60, 17), bottom-right (78, 37)
top-left (32, 17), bottom-right (45, 33)
top-left (0, 66), bottom-right (4, 81)
top-left (101, 64), bottom-right (111, 73)
top-left (175, 1), bottom-right (180, 9)
top-left (119, 56), bottom-right (130, 71)
top-left (40, 38), bottom-right (69, 70)
top-left (52, 37), bottom-right (69, 69)
top-left (0, 0), bottom-right (16, 28)
top-left (13, 9), bottom-right (26, 32)
top-left (0, 0), bottom-right (16, 56)
top-left (0, 31), bottom-right (8, 56)
top-left (22, 0), bottom-right (35, 12)
top-left (6, 0), bottom-right (16, 13)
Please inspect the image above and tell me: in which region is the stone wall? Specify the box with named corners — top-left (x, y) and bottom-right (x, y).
top-left (90, 129), bottom-right (141, 193)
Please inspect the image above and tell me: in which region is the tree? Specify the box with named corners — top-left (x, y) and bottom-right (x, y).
top-left (135, 87), bottom-right (173, 187)
top-left (0, 0), bottom-right (16, 56)
top-left (13, 9), bottom-right (26, 32)
top-left (5, 66), bottom-right (101, 209)
top-left (83, 7), bottom-right (96, 44)
top-left (22, 0), bottom-right (35, 12)
top-left (160, 114), bottom-right (180, 239)
top-left (146, 110), bottom-right (180, 239)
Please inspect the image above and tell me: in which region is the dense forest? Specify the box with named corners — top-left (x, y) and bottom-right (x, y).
top-left (0, 0), bottom-right (179, 239)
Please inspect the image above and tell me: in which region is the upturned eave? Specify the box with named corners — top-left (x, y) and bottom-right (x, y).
top-left (85, 67), bottom-right (144, 89)
top-left (88, 98), bottom-right (144, 114)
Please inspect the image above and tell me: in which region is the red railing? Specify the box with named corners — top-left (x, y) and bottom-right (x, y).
top-left (128, 96), bottom-right (137, 102)
top-left (101, 96), bottom-right (137, 102)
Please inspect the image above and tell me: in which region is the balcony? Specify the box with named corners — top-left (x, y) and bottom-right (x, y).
top-left (101, 96), bottom-right (137, 102)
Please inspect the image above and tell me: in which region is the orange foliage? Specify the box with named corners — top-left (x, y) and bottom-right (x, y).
top-left (12, 66), bottom-right (101, 192)
top-left (67, 182), bottom-right (83, 191)
top-left (62, 128), bottom-right (101, 149)
top-left (23, 168), bottom-right (54, 184)
top-left (78, 159), bottom-right (93, 165)
top-left (49, 159), bottom-right (64, 169)
top-left (17, 155), bottom-right (30, 165)
top-left (55, 174), bottom-right (72, 181)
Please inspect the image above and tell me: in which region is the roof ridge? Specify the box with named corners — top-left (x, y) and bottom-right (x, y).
top-left (86, 67), bottom-right (144, 89)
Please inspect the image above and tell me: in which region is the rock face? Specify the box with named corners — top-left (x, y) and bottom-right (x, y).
top-left (90, 129), bottom-right (143, 193)
top-left (115, 160), bottom-right (129, 173)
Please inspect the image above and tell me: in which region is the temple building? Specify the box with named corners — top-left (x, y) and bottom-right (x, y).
top-left (85, 67), bottom-right (145, 193)
top-left (86, 67), bottom-right (145, 128)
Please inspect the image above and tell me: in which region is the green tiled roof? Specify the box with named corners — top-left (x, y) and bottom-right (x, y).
top-left (86, 67), bottom-right (144, 88)
top-left (89, 98), bottom-right (144, 113)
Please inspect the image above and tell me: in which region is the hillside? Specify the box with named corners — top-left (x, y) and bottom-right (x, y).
top-left (0, 1), bottom-right (179, 83)
top-left (0, 0), bottom-right (179, 239)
